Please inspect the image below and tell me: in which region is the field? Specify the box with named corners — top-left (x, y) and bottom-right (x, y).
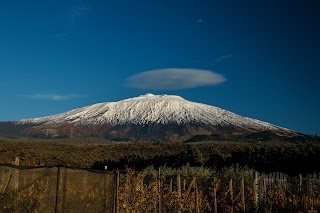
top-left (0, 136), bottom-right (246, 169)
top-left (1, 136), bottom-right (320, 175)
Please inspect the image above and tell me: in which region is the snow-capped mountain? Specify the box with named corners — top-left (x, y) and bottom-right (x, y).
top-left (19, 93), bottom-right (287, 131)
top-left (1, 94), bottom-right (299, 141)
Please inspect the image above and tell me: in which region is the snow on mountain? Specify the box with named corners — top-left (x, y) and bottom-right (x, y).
top-left (18, 93), bottom-right (290, 134)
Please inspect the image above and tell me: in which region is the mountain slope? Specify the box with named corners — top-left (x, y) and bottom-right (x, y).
top-left (2, 94), bottom-right (297, 140)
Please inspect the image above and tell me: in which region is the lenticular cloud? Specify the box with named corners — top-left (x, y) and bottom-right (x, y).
top-left (126, 68), bottom-right (226, 90)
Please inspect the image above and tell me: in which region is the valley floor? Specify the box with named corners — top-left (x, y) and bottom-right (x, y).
top-left (0, 137), bottom-right (225, 168)
top-left (1, 136), bottom-right (320, 176)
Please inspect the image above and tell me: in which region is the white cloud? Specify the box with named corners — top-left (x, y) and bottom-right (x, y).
top-left (126, 68), bottom-right (226, 90)
top-left (197, 19), bottom-right (203, 23)
top-left (215, 54), bottom-right (233, 62)
top-left (28, 94), bottom-right (82, 101)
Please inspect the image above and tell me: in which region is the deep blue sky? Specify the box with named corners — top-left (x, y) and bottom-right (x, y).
top-left (0, 0), bottom-right (319, 135)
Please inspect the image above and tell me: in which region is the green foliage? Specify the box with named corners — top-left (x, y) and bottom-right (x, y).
top-left (144, 164), bottom-right (214, 177)
top-left (92, 147), bottom-right (205, 171)
top-left (218, 164), bottom-right (254, 184)
top-left (91, 143), bottom-right (320, 175)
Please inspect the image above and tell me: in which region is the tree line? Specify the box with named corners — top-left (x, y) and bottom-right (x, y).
top-left (92, 143), bottom-right (320, 175)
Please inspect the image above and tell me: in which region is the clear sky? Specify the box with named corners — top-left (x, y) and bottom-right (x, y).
top-left (0, 0), bottom-right (319, 135)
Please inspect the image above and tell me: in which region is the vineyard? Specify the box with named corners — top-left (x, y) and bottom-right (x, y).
top-left (0, 166), bottom-right (114, 212)
top-left (1, 164), bottom-right (320, 212)
top-left (117, 168), bottom-right (320, 213)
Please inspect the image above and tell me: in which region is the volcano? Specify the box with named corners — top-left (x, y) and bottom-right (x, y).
top-left (0, 94), bottom-right (302, 141)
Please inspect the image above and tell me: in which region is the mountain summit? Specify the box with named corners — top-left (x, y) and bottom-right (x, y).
top-left (1, 94), bottom-right (299, 141)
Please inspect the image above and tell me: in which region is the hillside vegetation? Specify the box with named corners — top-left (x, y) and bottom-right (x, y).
top-left (1, 137), bottom-right (320, 175)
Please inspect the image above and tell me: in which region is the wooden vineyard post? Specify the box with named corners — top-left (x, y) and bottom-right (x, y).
top-left (61, 168), bottom-right (67, 210)
top-left (259, 176), bottom-right (266, 203)
top-left (177, 174), bottom-right (181, 197)
top-left (14, 157), bottom-right (19, 213)
top-left (158, 168), bottom-right (161, 213)
top-left (299, 174), bottom-right (305, 211)
top-left (229, 179), bottom-right (233, 213)
top-left (195, 177), bottom-right (199, 213)
top-left (258, 178), bottom-right (263, 205)
top-left (183, 178), bottom-right (186, 191)
top-left (103, 171), bottom-right (111, 212)
top-left (213, 177), bottom-right (217, 213)
top-left (241, 178), bottom-right (245, 212)
top-left (309, 180), bottom-right (314, 212)
top-left (83, 173), bottom-right (88, 190)
top-left (103, 172), bottom-right (107, 212)
top-left (140, 179), bottom-right (144, 193)
top-left (113, 170), bottom-right (119, 213)
top-left (177, 174), bottom-right (181, 213)
top-left (253, 181), bottom-right (256, 212)
top-left (55, 167), bottom-right (61, 213)
top-left (253, 171), bottom-right (259, 212)
top-left (14, 157), bottom-right (20, 167)
top-left (187, 177), bottom-right (196, 193)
